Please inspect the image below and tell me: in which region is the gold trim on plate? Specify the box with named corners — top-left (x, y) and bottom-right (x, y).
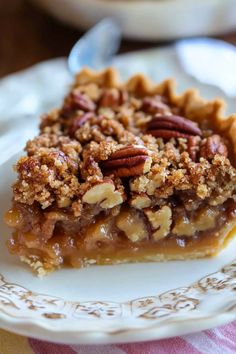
top-left (0, 259), bottom-right (236, 322)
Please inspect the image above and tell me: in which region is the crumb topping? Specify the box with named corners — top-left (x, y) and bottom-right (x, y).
top-left (13, 72), bottom-right (236, 215)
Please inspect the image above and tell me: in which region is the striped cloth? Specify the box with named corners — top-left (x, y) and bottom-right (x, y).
top-left (1, 321), bottom-right (236, 354)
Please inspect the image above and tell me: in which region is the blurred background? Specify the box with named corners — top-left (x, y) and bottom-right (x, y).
top-left (1, 0), bottom-right (236, 78)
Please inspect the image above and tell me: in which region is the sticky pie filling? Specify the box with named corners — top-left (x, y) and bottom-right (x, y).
top-left (4, 68), bottom-right (236, 275)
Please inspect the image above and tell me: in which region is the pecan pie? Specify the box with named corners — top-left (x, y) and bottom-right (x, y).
top-left (4, 68), bottom-right (236, 276)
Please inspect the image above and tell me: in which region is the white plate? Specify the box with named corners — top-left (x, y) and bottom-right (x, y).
top-left (31, 0), bottom-right (236, 40)
top-left (0, 50), bottom-right (236, 344)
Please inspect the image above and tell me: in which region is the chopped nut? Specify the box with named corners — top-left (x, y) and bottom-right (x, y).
top-left (172, 215), bottom-right (196, 236)
top-left (84, 217), bottom-right (112, 250)
top-left (68, 112), bottom-right (94, 137)
top-left (200, 134), bottom-right (228, 159)
top-left (145, 206), bottom-right (172, 241)
top-left (82, 181), bottom-right (123, 208)
top-left (193, 208), bottom-right (218, 231)
top-left (173, 208), bottom-right (218, 236)
top-left (130, 193), bottom-right (151, 209)
top-left (116, 209), bottom-right (148, 242)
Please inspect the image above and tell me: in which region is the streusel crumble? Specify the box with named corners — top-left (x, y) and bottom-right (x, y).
top-left (5, 68), bottom-right (236, 275)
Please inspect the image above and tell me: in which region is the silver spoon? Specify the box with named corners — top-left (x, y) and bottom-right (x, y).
top-left (68, 17), bottom-right (122, 74)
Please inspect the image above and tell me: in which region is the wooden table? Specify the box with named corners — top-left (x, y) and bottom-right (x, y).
top-left (1, 0), bottom-right (236, 78)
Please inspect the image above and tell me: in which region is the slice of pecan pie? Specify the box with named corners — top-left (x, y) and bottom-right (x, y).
top-left (4, 68), bottom-right (236, 275)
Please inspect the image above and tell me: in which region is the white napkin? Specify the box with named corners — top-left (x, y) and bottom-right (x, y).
top-left (176, 38), bottom-right (236, 97)
top-left (0, 59), bottom-right (70, 165)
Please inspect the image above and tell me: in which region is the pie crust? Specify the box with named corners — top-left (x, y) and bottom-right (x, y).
top-left (4, 68), bottom-right (236, 275)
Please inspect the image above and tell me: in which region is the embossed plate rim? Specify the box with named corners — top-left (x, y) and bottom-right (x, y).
top-left (0, 259), bottom-right (236, 344)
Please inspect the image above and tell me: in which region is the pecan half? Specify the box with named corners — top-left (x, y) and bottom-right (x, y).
top-left (99, 89), bottom-right (128, 108)
top-left (146, 114), bottom-right (202, 139)
top-left (187, 136), bottom-right (201, 161)
top-left (100, 145), bottom-right (152, 177)
top-left (141, 96), bottom-right (170, 115)
top-left (63, 92), bottom-right (96, 115)
top-left (200, 134), bottom-right (228, 159)
top-left (68, 112), bottom-right (94, 137)
top-left (145, 206), bottom-right (172, 241)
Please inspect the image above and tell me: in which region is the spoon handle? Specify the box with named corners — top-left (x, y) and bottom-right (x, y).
top-left (68, 18), bottom-right (122, 74)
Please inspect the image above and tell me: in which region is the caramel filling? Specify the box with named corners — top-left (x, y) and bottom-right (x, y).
top-left (5, 199), bottom-right (236, 270)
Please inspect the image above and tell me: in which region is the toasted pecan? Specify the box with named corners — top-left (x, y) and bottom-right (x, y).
top-left (68, 112), bottom-right (94, 137)
top-left (63, 92), bottom-right (96, 115)
top-left (187, 136), bottom-right (201, 161)
top-left (146, 114), bottom-right (202, 139)
top-left (99, 89), bottom-right (128, 108)
top-left (200, 134), bottom-right (228, 159)
top-left (100, 145), bottom-right (152, 177)
top-left (141, 96), bottom-right (170, 115)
